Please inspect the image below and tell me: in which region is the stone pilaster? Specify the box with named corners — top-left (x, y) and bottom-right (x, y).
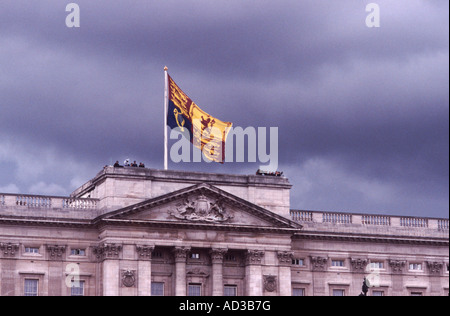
top-left (310, 256), bottom-right (328, 296)
top-left (173, 247), bottom-right (190, 296)
top-left (245, 250), bottom-right (265, 296)
top-left (0, 243), bottom-right (19, 296)
top-left (277, 251), bottom-right (293, 296)
top-left (93, 243), bottom-right (123, 296)
top-left (136, 245), bottom-right (154, 296)
top-left (210, 248), bottom-right (227, 296)
top-left (389, 260), bottom-right (406, 295)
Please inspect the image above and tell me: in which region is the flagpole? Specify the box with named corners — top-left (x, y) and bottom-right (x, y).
top-left (164, 66), bottom-right (169, 170)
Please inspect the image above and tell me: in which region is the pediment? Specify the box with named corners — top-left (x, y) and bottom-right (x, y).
top-left (98, 183), bottom-right (302, 231)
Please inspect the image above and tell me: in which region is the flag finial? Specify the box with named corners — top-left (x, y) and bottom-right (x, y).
top-left (164, 66), bottom-right (168, 71)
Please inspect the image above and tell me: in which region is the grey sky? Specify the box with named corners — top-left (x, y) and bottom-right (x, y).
top-left (0, 0), bottom-right (448, 218)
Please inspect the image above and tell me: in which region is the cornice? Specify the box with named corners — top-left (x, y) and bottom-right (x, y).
top-left (293, 230), bottom-right (449, 246)
top-left (0, 214), bottom-right (300, 234)
top-left (96, 218), bottom-right (301, 234)
top-left (0, 216), bottom-right (93, 228)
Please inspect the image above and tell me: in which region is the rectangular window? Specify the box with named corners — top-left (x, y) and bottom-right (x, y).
top-left (332, 260), bottom-right (345, 267)
top-left (190, 253), bottom-right (200, 259)
top-left (152, 251), bottom-right (163, 259)
top-left (370, 262), bottom-right (384, 269)
top-left (411, 292), bottom-right (423, 296)
top-left (71, 281), bottom-right (85, 296)
top-left (225, 254), bottom-right (237, 262)
top-left (71, 249), bottom-right (86, 256)
top-left (409, 263), bottom-right (423, 270)
top-left (25, 247), bottom-right (39, 254)
top-left (188, 284), bottom-right (202, 296)
top-left (151, 282), bottom-right (165, 296)
top-left (293, 288), bottom-right (305, 296)
top-left (372, 291), bottom-right (384, 296)
top-left (292, 259), bottom-right (305, 266)
top-left (24, 279), bottom-right (39, 296)
top-left (224, 285), bottom-right (237, 296)
top-left (332, 289), bottom-right (345, 296)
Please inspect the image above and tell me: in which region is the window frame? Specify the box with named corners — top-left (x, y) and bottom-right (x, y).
top-left (70, 280), bottom-right (85, 297)
top-left (292, 288), bottom-right (306, 296)
top-left (409, 262), bottom-right (423, 271)
top-left (24, 279), bottom-right (39, 297)
top-left (151, 282), bottom-right (165, 296)
top-left (24, 247), bottom-right (40, 254)
top-left (70, 248), bottom-right (86, 256)
top-left (331, 260), bottom-right (345, 267)
top-left (292, 258), bottom-right (305, 267)
top-left (190, 253), bottom-right (200, 260)
top-left (332, 289), bottom-right (345, 296)
top-left (188, 283), bottom-right (202, 296)
top-left (224, 285), bottom-right (237, 297)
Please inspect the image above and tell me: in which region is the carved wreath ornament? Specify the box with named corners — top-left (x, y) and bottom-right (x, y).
top-left (263, 275), bottom-right (277, 293)
top-left (169, 195), bottom-right (233, 223)
top-left (122, 270), bottom-right (136, 288)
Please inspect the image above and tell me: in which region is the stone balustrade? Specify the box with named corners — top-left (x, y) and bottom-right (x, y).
top-left (290, 209), bottom-right (449, 233)
top-left (0, 193), bottom-right (98, 210)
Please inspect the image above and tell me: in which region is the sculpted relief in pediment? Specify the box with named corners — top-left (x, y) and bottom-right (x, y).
top-left (168, 195), bottom-right (234, 223)
top-left (109, 184), bottom-right (301, 229)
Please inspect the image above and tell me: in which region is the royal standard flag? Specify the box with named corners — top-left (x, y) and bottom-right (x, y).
top-left (167, 74), bottom-right (233, 163)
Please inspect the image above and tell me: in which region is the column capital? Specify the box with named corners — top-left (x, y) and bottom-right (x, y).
top-left (310, 256), bottom-right (328, 271)
top-left (277, 251), bottom-right (294, 266)
top-left (93, 243), bottom-right (122, 261)
top-left (0, 243), bottom-right (20, 258)
top-left (172, 246), bottom-right (191, 263)
top-left (350, 258), bottom-right (368, 272)
top-left (389, 259), bottom-right (406, 274)
top-left (245, 249), bottom-right (265, 265)
top-left (427, 261), bottom-right (444, 275)
top-left (46, 245), bottom-right (66, 261)
top-left (136, 245), bottom-right (155, 261)
top-left (209, 248), bottom-right (228, 264)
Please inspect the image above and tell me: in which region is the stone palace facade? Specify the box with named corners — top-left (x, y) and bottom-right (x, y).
top-left (0, 167), bottom-right (448, 296)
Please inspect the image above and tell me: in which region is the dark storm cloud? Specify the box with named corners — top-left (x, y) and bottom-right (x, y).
top-left (0, 0), bottom-right (448, 217)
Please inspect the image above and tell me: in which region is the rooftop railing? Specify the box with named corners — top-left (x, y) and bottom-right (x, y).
top-left (0, 193), bottom-right (98, 210)
top-left (290, 210), bottom-right (449, 232)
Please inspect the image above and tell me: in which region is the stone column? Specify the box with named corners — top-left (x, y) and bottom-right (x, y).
top-left (210, 249), bottom-right (227, 296)
top-left (245, 250), bottom-right (265, 296)
top-left (136, 245), bottom-right (154, 296)
top-left (277, 251), bottom-right (294, 296)
top-left (94, 243), bottom-right (122, 296)
top-left (173, 247), bottom-right (190, 296)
